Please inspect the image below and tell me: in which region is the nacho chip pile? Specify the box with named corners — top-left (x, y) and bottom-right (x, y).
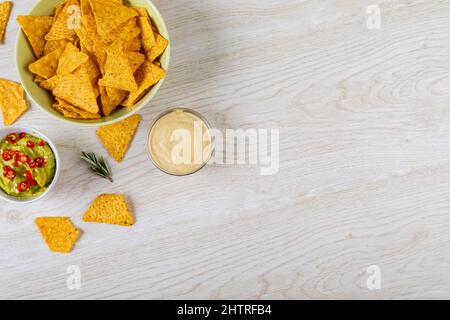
top-left (18, 0), bottom-right (167, 120)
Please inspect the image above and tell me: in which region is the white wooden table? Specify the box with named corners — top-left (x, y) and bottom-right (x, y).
top-left (2, 0), bottom-right (450, 300)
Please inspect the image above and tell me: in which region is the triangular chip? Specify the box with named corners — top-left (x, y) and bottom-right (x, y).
top-left (53, 98), bottom-right (100, 119)
top-left (83, 194), bottom-right (134, 226)
top-left (88, 0), bottom-right (137, 38)
top-left (132, 7), bottom-right (149, 18)
top-left (17, 16), bottom-right (53, 58)
top-left (51, 71), bottom-right (99, 114)
top-left (96, 114), bottom-right (141, 162)
top-left (146, 32), bottom-right (168, 62)
top-left (99, 86), bottom-right (127, 116)
top-left (0, 1), bottom-right (11, 42)
top-left (98, 41), bottom-right (138, 91)
top-left (125, 51), bottom-right (145, 73)
top-left (102, 17), bottom-right (140, 47)
top-left (57, 43), bottom-right (89, 75)
top-left (45, 0), bottom-right (79, 41)
top-left (43, 38), bottom-right (69, 56)
top-left (35, 217), bottom-right (79, 253)
top-left (29, 43), bottom-right (67, 79)
top-left (137, 16), bottom-right (155, 52)
top-left (122, 62), bottom-right (165, 107)
top-left (0, 79), bottom-right (27, 125)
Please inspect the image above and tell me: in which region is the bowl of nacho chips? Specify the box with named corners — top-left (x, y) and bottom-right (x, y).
top-left (16, 0), bottom-right (170, 126)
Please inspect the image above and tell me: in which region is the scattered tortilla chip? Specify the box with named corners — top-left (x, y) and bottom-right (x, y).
top-left (96, 114), bottom-right (141, 162)
top-left (54, 98), bottom-right (100, 119)
top-left (0, 79), bottom-right (28, 125)
top-left (83, 194), bottom-right (135, 226)
top-left (147, 32), bottom-right (168, 62)
top-left (138, 16), bottom-right (155, 52)
top-left (0, 2), bottom-right (11, 43)
top-left (100, 86), bottom-right (127, 116)
top-left (35, 217), bottom-right (79, 253)
top-left (51, 71), bottom-right (99, 114)
top-left (17, 16), bottom-right (53, 58)
top-left (45, 0), bottom-right (79, 41)
top-left (88, 0), bottom-right (138, 38)
top-left (29, 43), bottom-right (67, 79)
top-left (98, 41), bottom-right (138, 92)
top-left (132, 6), bottom-right (149, 18)
top-left (57, 43), bottom-right (89, 75)
top-left (122, 62), bottom-right (165, 107)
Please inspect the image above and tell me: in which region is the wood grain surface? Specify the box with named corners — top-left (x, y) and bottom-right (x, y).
top-left (1, 0), bottom-right (450, 300)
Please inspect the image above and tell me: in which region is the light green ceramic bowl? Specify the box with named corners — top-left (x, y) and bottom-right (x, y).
top-left (16, 0), bottom-right (170, 126)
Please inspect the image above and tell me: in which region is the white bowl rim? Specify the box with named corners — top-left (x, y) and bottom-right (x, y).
top-left (0, 126), bottom-right (61, 204)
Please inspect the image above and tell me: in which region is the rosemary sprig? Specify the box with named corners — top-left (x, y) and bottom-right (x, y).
top-left (80, 152), bottom-right (113, 182)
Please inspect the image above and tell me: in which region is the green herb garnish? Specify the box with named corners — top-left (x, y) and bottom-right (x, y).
top-left (80, 152), bottom-right (113, 182)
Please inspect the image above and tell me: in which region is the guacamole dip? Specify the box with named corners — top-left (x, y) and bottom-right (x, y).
top-left (0, 132), bottom-right (56, 198)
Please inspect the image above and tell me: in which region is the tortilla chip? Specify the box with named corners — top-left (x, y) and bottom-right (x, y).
top-left (122, 62), bottom-right (165, 107)
top-left (35, 217), bottom-right (79, 253)
top-left (57, 43), bottom-right (89, 75)
top-left (34, 75), bottom-right (45, 83)
top-left (138, 16), bottom-right (155, 52)
top-left (146, 32), bottom-right (168, 62)
top-left (51, 71), bottom-right (99, 114)
top-left (0, 2), bottom-right (11, 43)
top-left (45, 0), bottom-right (79, 41)
top-left (125, 51), bottom-right (145, 73)
top-left (99, 86), bottom-right (127, 116)
top-left (54, 98), bottom-right (100, 119)
top-left (98, 41), bottom-right (138, 91)
top-left (83, 194), bottom-right (134, 226)
top-left (17, 16), bottom-right (53, 58)
top-left (132, 7), bottom-right (149, 18)
top-left (96, 114), bottom-right (141, 162)
top-left (103, 17), bottom-right (140, 48)
top-left (88, 0), bottom-right (138, 38)
top-left (29, 43), bottom-right (67, 79)
top-left (0, 79), bottom-right (27, 125)
top-left (43, 38), bottom-right (69, 56)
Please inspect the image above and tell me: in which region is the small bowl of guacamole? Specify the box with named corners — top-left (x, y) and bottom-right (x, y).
top-left (0, 126), bottom-right (60, 203)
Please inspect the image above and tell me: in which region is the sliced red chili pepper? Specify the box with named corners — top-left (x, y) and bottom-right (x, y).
top-left (19, 154), bottom-right (31, 164)
top-left (17, 181), bottom-right (30, 193)
top-left (39, 140), bottom-right (46, 147)
top-left (28, 160), bottom-right (36, 169)
top-left (24, 171), bottom-right (37, 186)
top-left (2, 166), bottom-right (16, 180)
top-left (2, 149), bottom-right (12, 161)
top-left (35, 157), bottom-right (46, 168)
top-left (6, 133), bottom-right (19, 144)
top-left (19, 132), bottom-right (26, 139)
top-left (26, 141), bottom-right (35, 148)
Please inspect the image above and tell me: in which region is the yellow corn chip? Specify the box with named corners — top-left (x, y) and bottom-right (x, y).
top-left (29, 43), bottom-right (67, 79)
top-left (138, 16), bottom-right (155, 52)
top-left (17, 16), bottom-right (53, 58)
top-left (122, 62), bottom-right (165, 107)
top-left (126, 51), bottom-right (145, 73)
top-left (54, 98), bottom-right (100, 119)
top-left (34, 75), bottom-right (45, 83)
top-left (103, 17), bottom-right (140, 47)
top-left (51, 71), bottom-right (99, 114)
top-left (0, 2), bottom-right (11, 43)
top-left (96, 114), bottom-right (141, 162)
top-left (57, 43), bottom-right (89, 75)
top-left (35, 217), bottom-right (79, 253)
top-left (99, 86), bottom-right (127, 116)
top-left (43, 38), bottom-right (69, 56)
top-left (88, 0), bottom-right (138, 38)
top-left (0, 79), bottom-right (27, 125)
top-left (45, 0), bottom-right (79, 41)
top-left (146, 32), bottom-right (168, 62)
top-left (83, 194), bottom-right (135, 226)
top-left (98, 41), bottom-right (138, 91)
top-left (132, 7), bottom-right (149, 18)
